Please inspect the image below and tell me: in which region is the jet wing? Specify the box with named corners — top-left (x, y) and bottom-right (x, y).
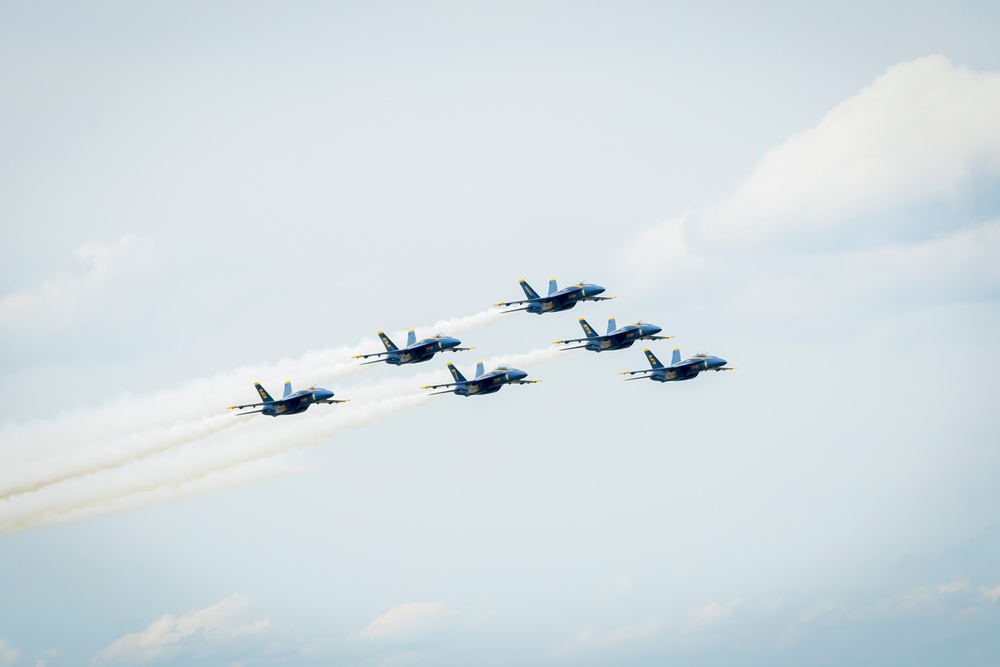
top-left (552, 336), bottom-right (599, 345)
top-left (644, 335), bottom-right (674, 340)
top-left (582, 295), bottom-right (617, 302)
top-left (351, 350), bottom-right (392, 360)
top-left (492, 298), bottom-right (537, 307)
top-left (420, 381), bottom-right (464, 390)
top-left (511, 379), bottom-right (541, 385)
top-left (319, 398), bottom-right (351, 404)
top-left (618, 368), bottom-right (656, 376)
top-left (227, 401), bottom-right (269, 410)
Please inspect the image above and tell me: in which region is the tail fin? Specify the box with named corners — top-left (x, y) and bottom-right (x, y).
top-left (606, 317), bottom-right (617, 334)
top-left (377, 331), bottom-right (398, 352)
top-left (406, 329), bottom-right (416, 347)
top-left (283, 381), bottom-right (292, 398)
top-left (547, 278), bottom-right (558, 295)
top-left (475, 360), bottom-right (485, 377)
top-left (519, 280), bottom-right (540, 300)
top-left (644, 349), bottom-right (665, 370)
top-left (447, 362), bottom-right (467, 384)
top-left (254, 382), bottom-right (275, 403)
top-left (671, 347), bottom-right (681, 365)
top-left (578, 318), bottom-right (599, 338)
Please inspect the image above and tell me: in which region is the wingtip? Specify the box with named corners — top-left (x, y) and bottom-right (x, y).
top-left (351, 354), bottom-right (362, 359)
top-left (226, 405), bottom-right (237, 410)
top-left (492, 302), bottom-right (505, 307)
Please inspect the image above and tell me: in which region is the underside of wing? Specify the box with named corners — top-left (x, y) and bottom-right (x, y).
top-left (227, 401), bottom-right (267, 410)
top-left (351, 351), bottom-right (390, 360)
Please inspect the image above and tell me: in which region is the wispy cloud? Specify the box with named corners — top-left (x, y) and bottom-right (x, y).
top-left (550, 615), bottom-right (662, 659)
top-left (0, 234), bottom-right (153, 324)
top-left (92, 593), bottom-right (266, 665)
top-left (712, 55), bottom-right (1000, 244)
top-left (0, 639), bottom-right (18, 667)
top-left (979, 584), bottom-right (1000, 603)
top-left (352, 602), bottom-right (451, 642)
top-left (684, 600), bottom-right (740, 633)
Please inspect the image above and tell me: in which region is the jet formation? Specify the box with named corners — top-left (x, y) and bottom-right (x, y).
top-left (227, 276), bottom-right (734, 413)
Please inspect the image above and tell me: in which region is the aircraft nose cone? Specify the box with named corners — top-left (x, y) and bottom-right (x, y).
top-left (319, 390), bottom-right (334, 400)
top-left (716, 358), bottom-right (727, 367)
top-left (591, 284), bottom-right (606, 296)
top-left (510, 369), bottom-right (528, 381)
top-left (648, 325), bottom-right (662, 336)
top-left (444, 337), bottom-right (460, 348)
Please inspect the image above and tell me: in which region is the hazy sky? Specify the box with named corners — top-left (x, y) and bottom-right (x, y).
top-left (2, 3), bottom-right (999, 666)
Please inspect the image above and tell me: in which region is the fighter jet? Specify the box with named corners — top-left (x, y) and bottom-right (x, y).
top-left (493, 278), bottom-right (614, 314)
top-left (619, 348), bottom-right (736, 382)
top-left (553, 316), bottom-right (673, 352)
top-left (352, 329), bottom-right (473, 366)
top-left (227, 381), bottom-right (349, 416)
top-left (421, 361), bottom-right (540, 396)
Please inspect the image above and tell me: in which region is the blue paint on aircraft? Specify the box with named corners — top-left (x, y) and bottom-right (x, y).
top-left (553, 316), bottom-right (672, 352)
top-left (422, 361), bottom-right (540, 397)
top-left (494, 278), bottom-right (614, 314)
top-left (620, 348), bottom-right (736, 382)
top-left (228, 381), bottom-right (348, 416)
top-left (353, 329), bottom-right (472, 366)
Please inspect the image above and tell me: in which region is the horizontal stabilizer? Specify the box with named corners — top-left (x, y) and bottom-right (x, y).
top-left (231, 408), bottom-right (268, 415)
top-left (499, 305), bottom-right (531, 313)
top-left (557, 344), bottom-right (589, 351)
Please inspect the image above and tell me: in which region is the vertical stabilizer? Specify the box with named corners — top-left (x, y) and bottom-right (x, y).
top-left (475, 360), bottom-right (485, 377)
top-left (283, 381), bottom-right (292, 398)
top-left (254, 382), bottom-right (275, 403)
top-left (378, 331), bottom-right (399, 352)
top-left (447, 362), bottom-right (468, 384)
top-left (607, 317), bottom-right (617, 334)
top-left (644, 349), bottom-right (665, 370)
top-left (547, 278), bottom-right (558, 295)
top-left (406, 329), bottom-right (416, 347)
top-left (519, 280), bottom-right (540, 300)
top-left (671, 348), bottom-right (681, 366)
top-left (578, 318), bottom-right (599, 338)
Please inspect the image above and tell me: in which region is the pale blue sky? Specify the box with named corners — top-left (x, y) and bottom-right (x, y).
top-left (1, 2), bottom-right (999, 666)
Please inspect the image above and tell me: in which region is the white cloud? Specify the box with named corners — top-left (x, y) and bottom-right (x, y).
top-left (352, 602), bottom-right (451, 642)
top-left (550, 615), bottom-right (662, 659)
top-left (685, 599), bottom-right (740, 633)
top-left (713, 55), bottom-right (1000, 243)
top-left (93, 593), bottom-right (267, 665)
top-left (935, 579), bottom-right (969, 594)
top-left (0, 234), bottom-right (153, 323)
top-left (798, 599), bottom-right (839, 623)
top-left (980, 584), bottom-right (1000, 603)
top-left (0, 639), bottom-right (18, 667)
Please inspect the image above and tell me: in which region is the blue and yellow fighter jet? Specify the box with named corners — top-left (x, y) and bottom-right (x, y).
top-left (228, 381), bottom-right (349, 416)
top-left (619, 348), bottom-right (736, 382)
top-left (493, 278), bottom-right (614, 314)
top-left (553, 316), bottom-right (673, 352)
top-left (421, 361), bottom-right (540, 396)
top-left (352, 329), bottom-right (473, 366)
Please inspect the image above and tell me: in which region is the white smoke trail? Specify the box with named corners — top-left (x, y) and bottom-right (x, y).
top-left (0, 346), bottom-right (563, 533)
top-left (0, 308), bottom-right (504, 466)
top-left (0, 413), bottom-right (241, 499)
